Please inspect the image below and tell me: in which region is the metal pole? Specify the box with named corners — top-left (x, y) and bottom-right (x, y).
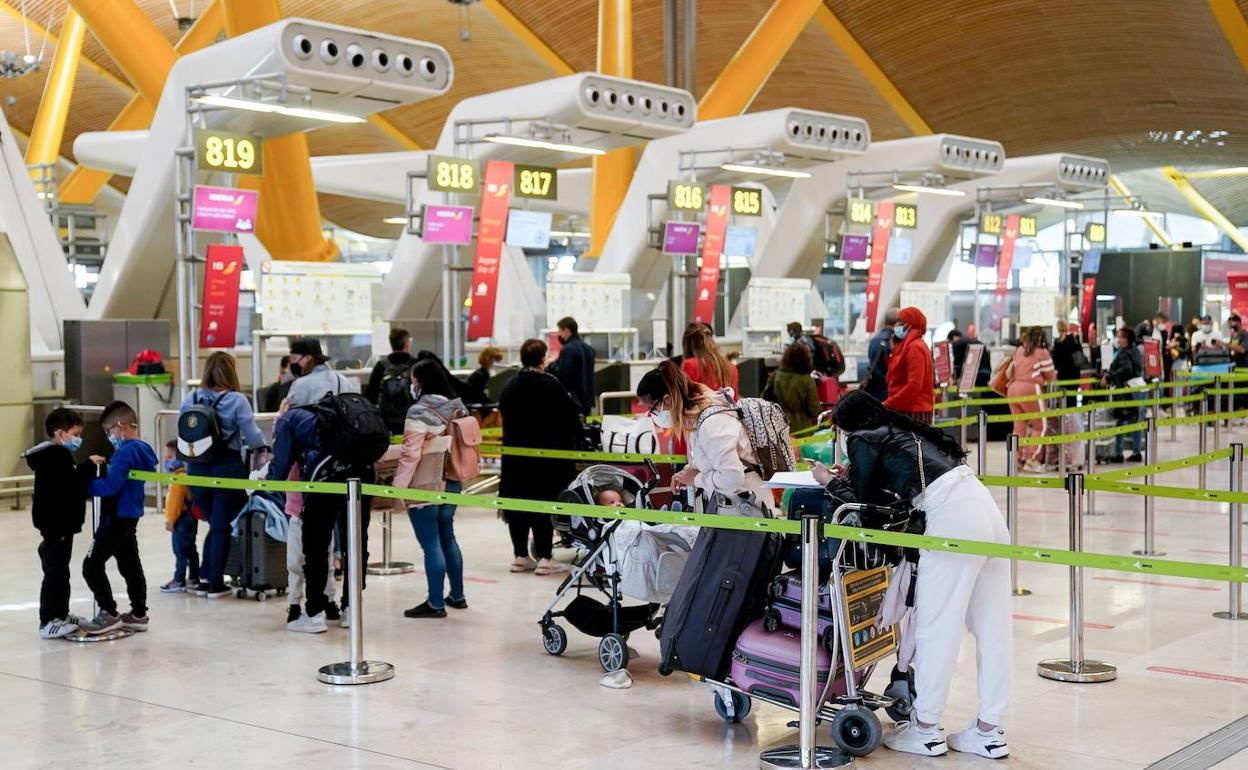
top-left (1215, 443), bottom-right (1248, 620)
top-left (1133, 417), bottom-right (1163, 556)
top-left (663, 0), bottom-right (678, 87)
top-left (441, 244), bottom-right (452, 362)
top-left (1200, 398), bottom-right (1210, 489)
top-left (1083, 436), bottom-right (1102, 516)
top-left (959, 397), bottom-right (968, 454)
top-left (319, 479), bottom-right (395, 685)
top-left (65, 465), bottom-right (133, 643)
top-left (366, 509), bottom-right (415, 576)
top-left (977, 409), bottom-right (988, 476)
top-left (759, 510), bottom-right (848, 769)
top-left (1215, 377), bottom-right (1223, 452)
top-left (1037, 473), bottom-right (1117, 682)
top-left (1006, 434), bottom-right (1029, 596)
top-left (682, 0), bottom-right (696, 96)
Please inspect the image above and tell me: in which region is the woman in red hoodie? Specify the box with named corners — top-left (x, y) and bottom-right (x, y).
top-left (883, 307), bottom-right (935, 424)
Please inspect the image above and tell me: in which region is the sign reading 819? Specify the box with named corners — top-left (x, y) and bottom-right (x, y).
top-left (195, 128), bottom-right (263, 175)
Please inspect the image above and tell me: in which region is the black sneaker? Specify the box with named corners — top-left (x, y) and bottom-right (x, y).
top-left (403, 602), bottom-right (447, 619)
top-left (286, 604), bottom-right (301, 624)
top-left (324, 603), bottom-right (342, 622)
top-left (445, 596), bottom-right (468, 610)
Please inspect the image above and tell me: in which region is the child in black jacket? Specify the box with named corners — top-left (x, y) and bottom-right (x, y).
top-left (23, 408), bottom-right (95, 639)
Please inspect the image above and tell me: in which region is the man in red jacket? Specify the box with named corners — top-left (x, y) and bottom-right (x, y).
top-left (884, 307), bottom-right (935, 424)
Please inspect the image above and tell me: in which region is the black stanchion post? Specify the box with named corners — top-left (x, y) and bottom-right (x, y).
top-left (1214, 443), bottom-right (1248, 621)
top-left (319, 479), bottom-right (395, 685)
top-left (1037, 473), bottom-right (1117, 683)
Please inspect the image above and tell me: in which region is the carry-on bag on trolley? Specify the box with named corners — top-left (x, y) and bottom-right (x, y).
top-left (224, 496), bottom-right (288, 601)
top-left (730, 617), bottom-right (851, 709)
top-left (762, 572), bottom-right (837, 651)
top-left (657, 526), bottom-right (783, 679)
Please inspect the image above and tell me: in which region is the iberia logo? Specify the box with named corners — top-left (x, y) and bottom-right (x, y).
top-left (488, 183), bottom-right (510, 197)
top-left (233, 195), bottom-right (246, 206)
top-left (711, 203), bottom-right (727, 217)
top-left (1005, 227), bottom-right (1017, 239)
top-left (877, 216), bottom-right (892, 228)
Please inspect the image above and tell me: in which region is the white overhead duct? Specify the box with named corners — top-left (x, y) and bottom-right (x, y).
top-left (86, 18), bottom-right (453, 319)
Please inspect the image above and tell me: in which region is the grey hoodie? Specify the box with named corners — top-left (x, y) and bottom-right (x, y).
top-left (405, 394), bottom-right (468, 430)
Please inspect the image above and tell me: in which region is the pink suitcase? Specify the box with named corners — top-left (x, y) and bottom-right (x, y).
top-left (730, 618), bottom-right (847, 708)
top-left (764, 573), bottom-right (837, 651)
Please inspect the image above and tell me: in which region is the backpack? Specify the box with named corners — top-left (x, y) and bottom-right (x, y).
top-left (305, 392), bottom-right (390, 475)
top-left (698, 390), bottom-right (796, 480)
top-left (176, 391), bottom-right (234, 464)
top-left (442, 414), bottom-right (482, 482)
top-left (810, 335), bottom-right (846, 378)
top-left (377, 359), bottom-right (415, 428)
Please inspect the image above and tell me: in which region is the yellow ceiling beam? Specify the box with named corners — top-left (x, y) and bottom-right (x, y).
top-left (368, 113), bottom-right (423, 151)
top-left (0, 0), bottom-right (132, 93)
top-left (1185, 166), bottom-right (1248, 179)
top-left (1160, 166), bottom-right (1248, 251)
top-left (812, 4), bottom-right (931, 135)
top-left (1108, 175), bottom-right (1172, 247)
top-left (588, 0), bottom-right (634, 258)
top-left (1208, 0), bottom-right (1248, 72)
top-left (68, 0), bottom-right (176, 105)
top-left (697, 0), bottom-right (823, 121)
top-left (24, 8), bottom-right (85, 169)
top-left (481, 0), bottom-right (575, 75)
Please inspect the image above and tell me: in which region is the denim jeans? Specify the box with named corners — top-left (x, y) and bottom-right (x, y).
top-left (408, 480), bottom-right (464, 609)
top-left (1114, 391), bottom-right (1147, 456)
top-left (188, 456), bottom-right (247, 589)
top-left (172, 510), bottom-right (200, 584)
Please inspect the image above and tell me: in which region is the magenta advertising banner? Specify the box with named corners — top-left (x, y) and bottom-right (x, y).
top-left (840, 233), bottom-right (869, 262)
top-left (975, 243), bottom-right (998, 268)
top-left (422, 204), bottom-right (475, 245)
top-left (662, 221), bottom-right (701, 255)
top-left (191, 185), bottom-right (258, 234)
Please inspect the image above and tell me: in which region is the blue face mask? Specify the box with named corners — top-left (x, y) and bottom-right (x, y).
top-left (163, 458), bottom-right (182, 473)
top-left (893, 325), bottom-right (908, 340)
top-left (64, 436), bottom-right (83, 453)
top-left (108, 435), bottom-right (125, 450)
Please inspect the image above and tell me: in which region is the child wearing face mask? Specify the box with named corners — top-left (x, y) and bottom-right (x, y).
top-left (23, 408), bottom-right (96, 638)
top-left (160, 441), bottom-right (201, 593)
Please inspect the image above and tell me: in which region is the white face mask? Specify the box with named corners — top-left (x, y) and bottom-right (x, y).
top-left (651, 410), bottom-right (673, 429)
top-left (1201, 324), bottom-right (1213, 334)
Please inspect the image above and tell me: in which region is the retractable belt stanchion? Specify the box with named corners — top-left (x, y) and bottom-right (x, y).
top-left (977, 410), bottom-right (988, 476)
top-left (1037, 473), bottom-right (1117, 683)
top-left (759, 509), bottom-right (850, 769)
top-left (1005, 435), bottom-right (1029, 596)
top-left (1083, 435), bottom-right (1103, 517)
top-left (66, 466), bottom-right (133, 643)
top-left (1133, 417), bottom-right (1163, 557)
top-left (1215, 377), bottom-right (1223, 453)
top-left (319, 479), bottom-right (395, 685)
top-left (1214, 443), bottom-right (1248, 621)
top-left (366, 509), bottom-right (415, 576)
top-left (959, 396), bottom-right (969, 453)
top-left (1200, 399), bottom-right (1210, 489)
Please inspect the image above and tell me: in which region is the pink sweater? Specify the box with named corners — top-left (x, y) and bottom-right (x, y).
top-left (1010, 347), bottom-right (1057, 388)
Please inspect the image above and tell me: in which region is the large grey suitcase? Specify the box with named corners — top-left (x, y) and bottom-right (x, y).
top-left (225, 506), bottom-right (288, 600)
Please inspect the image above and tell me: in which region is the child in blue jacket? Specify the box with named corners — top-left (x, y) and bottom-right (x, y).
top-left (81, 401), bottom-right (158, 635)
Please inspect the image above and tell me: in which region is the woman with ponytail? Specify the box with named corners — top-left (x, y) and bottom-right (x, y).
top-left (813, 389), bottom-right (1012, 760)
top-left (680, 326), bottom-right (738, 392)
top-left (636, 360), bottom-right (772, 515)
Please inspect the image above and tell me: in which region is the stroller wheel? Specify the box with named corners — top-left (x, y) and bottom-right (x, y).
top-left (713, 690), bottom-right (752, 723)
top-left (598, 633), bottom-right (629, 672)
top-left (542, 624), bottom-right (568, 656)
top-left (831, 707), bottom-right (883, 757)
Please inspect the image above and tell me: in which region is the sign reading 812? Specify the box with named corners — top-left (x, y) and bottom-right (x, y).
top-left (980, 212), bottom-right (1003, 235)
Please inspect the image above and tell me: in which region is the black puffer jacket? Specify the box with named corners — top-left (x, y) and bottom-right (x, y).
top-left (23, 442), bottom-right (93, 536)
top-left (844, 425), bottom-right (962, 506)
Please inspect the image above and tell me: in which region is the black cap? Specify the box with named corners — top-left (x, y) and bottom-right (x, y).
top-left (1201, 314), bottom-right (1213, 322)
top-left (289, 338), bottom-right (325, 360)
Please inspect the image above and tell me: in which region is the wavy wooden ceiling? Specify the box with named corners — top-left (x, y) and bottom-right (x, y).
top-left (0, 0), bottom-right (1245, 235)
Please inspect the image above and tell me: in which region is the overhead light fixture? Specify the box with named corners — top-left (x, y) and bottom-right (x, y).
top-left (482, 134), bottom-right (605, 156)
top-left (1024, 196), bottom-right (1084, 210)
top-left (194, 94), bottom-right (366, 124)
top-left (719, 162), bottom-right (812, 179)
top-left (382, 216), bottom-right (408, 225)
top-left (1111, 208), bottom-right (1161, 218)
top-left (891, 183), bottom-right (965, 197)
top-left (549, 230), bottom-right (591, 238)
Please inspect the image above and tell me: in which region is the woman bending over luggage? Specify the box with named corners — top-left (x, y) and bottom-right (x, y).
top-left (813, 389), bottom-right (1011, 760)
top-left (636, 360), bottom-right (773, 516)
top-left (396, 359), bottom-right (470, 618)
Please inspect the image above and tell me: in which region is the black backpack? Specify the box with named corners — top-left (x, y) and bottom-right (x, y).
top-left (377, 359), bottom-right (415, 428)
top-left (811, 334), bottom-right (846, 378)
top-left (176, 391), bottom-right (235, 464)
top-left (305, 392), bottom-right (390, 475)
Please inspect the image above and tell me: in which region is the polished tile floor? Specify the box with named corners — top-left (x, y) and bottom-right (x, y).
top-left (2, 424), bottom-right (1246, 769)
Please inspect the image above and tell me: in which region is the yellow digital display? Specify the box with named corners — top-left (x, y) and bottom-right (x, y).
top-left (894, 203), bottom-right (918, 230)
top-left (981, 212), bottom-right (1003, 235)
top-left (428, 155), bottom-right (480, 193)
top-left (514, 164), bottom-right (557, 200)
top-left (194, 128), bottom-right (262, 175)
top-left (1085, 222), bottom-right (1106, 244)
top-left (1019, 215), bottom-right (1037, 237)
top-left (731, 186), bottom-right (762, 216)
top-left (848, 198), bottom-right (874, 225)
top-left (668, 180), bottom-right (706, 212)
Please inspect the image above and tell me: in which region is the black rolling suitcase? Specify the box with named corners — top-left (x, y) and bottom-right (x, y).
top-left (224, 501), bottom-right (288, 601)
top-left (658, 527), bottom-right (783, 679)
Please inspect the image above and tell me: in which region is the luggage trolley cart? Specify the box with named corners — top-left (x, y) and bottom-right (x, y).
top-left (703, 502), bottom-right (914, 758)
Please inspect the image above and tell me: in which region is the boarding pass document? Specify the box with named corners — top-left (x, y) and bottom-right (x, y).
top-left (764, 471), bottom-right (824, 489)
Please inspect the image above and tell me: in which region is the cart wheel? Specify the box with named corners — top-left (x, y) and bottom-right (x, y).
top-left (763, 608), bottom-right (780, 633)
top-left (770, 576), bottom-right (787, 599)
top-left (256, 592), bottom-right (268, 602)
top-left (235, 589), bottom-right (245, 599)
top-left (541, 624), bottom-right (567, 656)
top-left (713, 690), bottom-right (752, 722)
top-left (883, 675), bottom-right (915, 723)
top-left (822, 629), bottom-right (836, 652)
top-left (598, 633), bottom-right (629, 672)
top-left (832, 708), bottom-right (883, 757)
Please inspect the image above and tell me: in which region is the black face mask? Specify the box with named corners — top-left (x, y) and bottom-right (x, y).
top-left (289, 361), bottom-right (304, 377)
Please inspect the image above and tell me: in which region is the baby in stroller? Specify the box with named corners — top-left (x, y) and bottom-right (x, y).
top-left (538, 464), bottom-right (697, 673)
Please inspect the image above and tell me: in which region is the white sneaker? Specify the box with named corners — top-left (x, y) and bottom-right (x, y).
top-left (510, 556), bottom-right (537, 573)
top-left (534, 558), bottom-right (569, 576)
top-left (884, 718), bottom-right (947, 757)
top-left (948, 725), bottom-right (1009, 759)
top-left (39, 618), bottom-right (79, 639)
top-left (287, 612), bottom-right (328, 634)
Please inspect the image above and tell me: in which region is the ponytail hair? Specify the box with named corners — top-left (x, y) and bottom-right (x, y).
top-left (831, 389), bottom-right (967, 460)
top-left (636, 359), bottom-right (707, 441)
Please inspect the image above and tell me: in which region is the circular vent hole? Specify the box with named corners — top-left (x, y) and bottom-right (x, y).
top-left (292, 35), bottom-right (313, 58)
top-left (320, 39), bottom-right (339, 63)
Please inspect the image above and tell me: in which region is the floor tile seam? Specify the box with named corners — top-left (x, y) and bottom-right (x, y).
top-left (0, 669), bottom-right (458, 770)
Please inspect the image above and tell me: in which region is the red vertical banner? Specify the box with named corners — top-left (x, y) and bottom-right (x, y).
top-left (864, 200), bottom-right (894, 333)
top-left (1142, 339), bottom-right (1162, 380)
top-left (199, 243), bottom-right (244, 349)
top-left (691, 184), bottom-right (731, 325)
top-left (1079, 275), bottom-right (1097, 337)
top-left (1228, 272), bottom-right (1248, 317)
top-left (990, 214), bottom-right (1019, 331)
top-left (466, 160), bottom-right (513, 341)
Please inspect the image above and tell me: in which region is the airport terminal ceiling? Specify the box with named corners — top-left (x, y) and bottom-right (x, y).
top-left (1, 0), bottom-right (1248, 234)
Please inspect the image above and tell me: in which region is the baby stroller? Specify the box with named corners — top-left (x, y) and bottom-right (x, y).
top-left (539, 463), bottom-right (676, 673)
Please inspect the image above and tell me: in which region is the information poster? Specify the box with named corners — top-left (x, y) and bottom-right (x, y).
top-left (691, 185), bottom-right (731, 325)
top-left (1019, 289), bottom-right (1059, 327)
top-left (662, 221), bottom-right (700, 255)
top-left (259, 260), bottom-right (381, 332)
top-left (200, 244), bottom-right (244, 348)
top-left (466, 160), bottom-right (514, 341)
top-left (975, 243), bottom-right (998, 268)
top-left (1143, 338), bottom-right (1162, 380)
top-left (192, 185), bottom-right (258, 234)
top-left (745, 277), bottom-right (810, 331)
top-left (864, 201), bottom-right (894, 333)
top-left (422, 204), bottom-right (474, 245)
top-left (900, 282), bottom-right (948, 333)
top-left (886, 236), bottom-right (912, 265)
top-left (840, 233), bottom-right (869, 262)
top-left (990, 214), bottom-right (1020, 331)
top-left (959, 344), bottom-right (984, 394)
top-left (504, 209), bottom-right (552, 249)
top-left (1229, 272), bottom-right (1248, 317)
top-left (934, 341), bottom-right (953, 385)
top-left (843, 566), bottom-right (896, 669)
top-left (545, 272), bottom-right (629, 331)
top-left (1080, 275), bottom-right (1097, 337)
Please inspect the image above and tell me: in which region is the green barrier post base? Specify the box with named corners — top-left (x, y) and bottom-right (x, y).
top-left (1038, 474), bottom-right (1117, 684)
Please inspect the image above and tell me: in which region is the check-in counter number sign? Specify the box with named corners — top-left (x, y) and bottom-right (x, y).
top-left (981, 212), bottom-right (1003, 235)
top-left (894, 203), bottom-right (917, 229)
top-left (1085, 222), bottom-right (1106, 244)
top-left (732, 187), bottom-right (761, 216)
top-left (195, 129), bottom-right (262, 175)
top-left (669, 181), bottom-right (706, 211)
top-left (429, 156), bottom-right (480, 193)
top-left (1019, 216), bottom-right (1037, 237)
top-left (848, 198), bottom-right (874, 225)
top-left (514, 165), bottom-right (557, 200)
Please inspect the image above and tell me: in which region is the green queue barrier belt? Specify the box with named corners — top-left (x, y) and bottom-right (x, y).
top-left (1084, 477), bottom-right (1248, 506)
top-left (129, 470), bottom-right (1248, 584)
top-left (1159, 407), bottom-right (1248, 428)
top-left (480, 446), bottom-right (689, 464)
top-left (1091, 447), bottom-right (1234, 482)
top-left (1018, 420), bottom-right (1149, 448)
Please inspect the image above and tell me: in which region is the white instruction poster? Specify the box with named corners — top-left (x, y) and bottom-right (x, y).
top-left (259, 260), bottom-right (381, 332)
top-left (745, 277), bottom-right (810, 330)
top-left (1019, 288), bottom-right (1059, 327)
top-left (545, 272), bottom-right (630, 331)
top-left (899, 282), bottom-right (949, 327)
